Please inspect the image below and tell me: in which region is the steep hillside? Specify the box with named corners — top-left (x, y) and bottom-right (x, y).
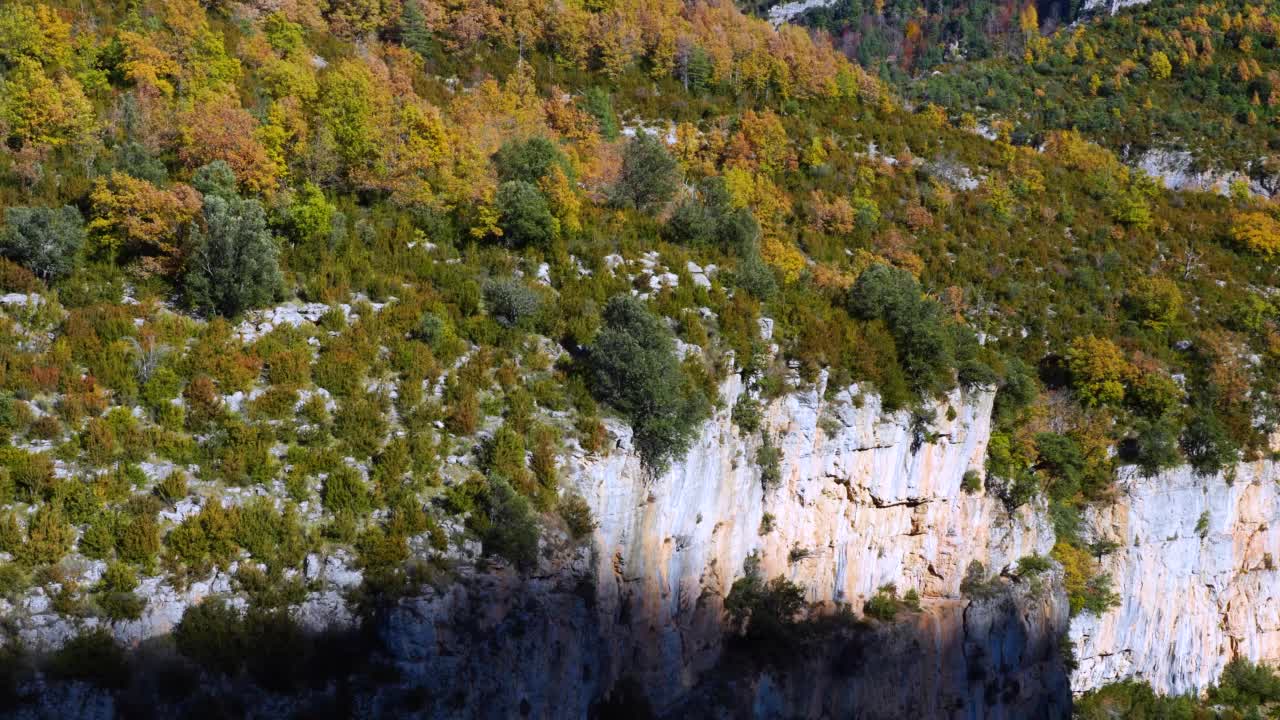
top-left (913, 0), bottom-right (1280, 181)
top-left (2, 0), bottom-right (1280, 717)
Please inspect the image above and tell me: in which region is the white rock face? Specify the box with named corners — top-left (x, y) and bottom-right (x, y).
top-left (1071, 461), bottom-right (1280, 694)
top-left (1136, 149), bottom-right (1271, 198)
top-left (1081, 0), bottom-right (1151, 15)
top-left (578, 374), bottom-right (1050, 603)
top-left (766, 0), bottom-right (839, 27)
top-left (568, 373), bottom-right (1056, 710)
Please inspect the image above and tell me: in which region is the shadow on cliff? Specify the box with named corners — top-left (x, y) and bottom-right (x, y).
top-left (0, 568), bottom-right (1072, 720)
top-left (655, 579), bottom-right (1073, 720)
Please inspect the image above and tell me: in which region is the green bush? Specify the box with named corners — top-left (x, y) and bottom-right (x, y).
top-left (732, 394), bottom-right (762, 434)
top-left (322, 466), bottom-right (372, 516)
top-left (493, 136), bottom-right (572, 185)
top-left (482, 278), bottom-right (541, 329)
top-left (153, 472), bottom-right (189, 506)
top-left (79, 513), bottom-right (117, 560)
top-left (141, 365), bottom-right (182, 412)
top-left (609, 132), bottom-right (679, 214)
top-left (495, 180), bottom-right (556, 248)
top-left (166, 501), bottom-right (239, 570)
top-left (482, 424), bottom-right (531, 492)
top-left (587, 295), bottom-right (709, 474)
top-left (482, 476), bottom-right (539, 570)
top-left (51, 478), bottom-right (100, 525)
top-left (0, 563), bottom-right (27, 599)
top-left (1016, 554), bottom-right (1052, 576)
top-left (0, 447), bottom-right (54, 502)
top-left (117, 509), bottom-right (161, 568)
top-left (863, 583), bottom-right (902, 621)
top-left (1208, 658), bottom-right (1280, 709)
top-left (95, 561), bottom-right (146, 621)
top-left (234, 498), bottom-right (308, 572)
top-left (0, 512), bottom-right (22, 553)
top-left (559, 493), bottom-right (596, 539)
top-left (333, 392), bottom-right (389, 459)
top-left (174, 598), bottom-right (246, 675)
top-left (235, 563), bottom-right (307, 611)
top-left (959, 560), bottom-right (1002, 600)
top-left (0, 205), bottom-right (84, 280)
top-left (1074, 680), bottom-right (1200, 720)
top-left (723, 554), bottom-right (808, 660)
top-left (17, 505), bottom-right (73, 566)
top-left (266, 348), bottom-right (312, 387)
top-left (756, 432), bottom-right (782, 491)
top-left (46, 629), bottom-right (129, 688)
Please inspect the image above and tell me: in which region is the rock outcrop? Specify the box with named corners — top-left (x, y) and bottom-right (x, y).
top-left (1080, 0), bottom-right (1151, 16)
top-left (26, 365), bottom-right (1280, 716)
top-left (565, 372), bottom-right (1062, 714)
top-left (1070, 462), bottom-right (1280, 695)
top-left (4, 374), bottom-right (1075, 719)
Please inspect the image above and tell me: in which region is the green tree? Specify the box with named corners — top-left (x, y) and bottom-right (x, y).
top-left (483, 278), bottom-right (541, 328)
top-left (587, 295), bottom-right (709, 473)
top-left (1065, 335), bottom-right (1129, 408)
top-left (581, 87), bottom-right (619, 140)
top-left (1181, 411), bottom-right (1237, 476)
top-left (482, 476), bottom-right (539, 570)
top-left (191, 160), bottom-right (238, 199)
top-left (847, 263), bottom-right (957, 396)
top-left (493, 136), bottom-right (571, 185)
top-left (1123, 277), bottom-right (1182, 331)
top-left (0, 205), bottom-right (84, 280)
top-left (495, 180), bottom-right (557, 248)
top-left (399, 0), bottom-right (433, 57)
top-left (183, 193), bottom-right (283, 318)
top-left (609, 132), bottom-right (679, 214)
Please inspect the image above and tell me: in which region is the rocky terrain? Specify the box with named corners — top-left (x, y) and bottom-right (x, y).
top-left (1071, 461), bottom-right (1280, 694)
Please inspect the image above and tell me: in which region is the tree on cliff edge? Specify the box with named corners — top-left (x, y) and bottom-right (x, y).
top-left (586, 295), bottom-right (709, 475)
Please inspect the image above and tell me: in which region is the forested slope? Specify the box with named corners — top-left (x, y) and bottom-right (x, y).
top-left (1, 0), bottom-right (1280, 715)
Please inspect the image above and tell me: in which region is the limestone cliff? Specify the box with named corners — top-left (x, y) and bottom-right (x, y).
top-left (1080, 0), bottom-right (1151, 15)
top-left (362, 374), bottom-right (1071, 718)
top-left (1070, 462), bottom-right (1280, 695)
top-left (5, 374), bottom-right (1074, 719)
top-left (19, 367), bottom-right (1280, 717)
top-left (563, 372), bottom-right (1063, 714)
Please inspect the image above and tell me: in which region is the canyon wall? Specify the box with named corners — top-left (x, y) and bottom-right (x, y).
top-left (1070, 461), bottom-right (1280, 695)
top-left (12, 369), bottom-right (1280, 718)
top-left (372, 373), bottom-right (1070, 718)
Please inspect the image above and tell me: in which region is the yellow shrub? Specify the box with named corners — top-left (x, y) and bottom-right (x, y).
top-left (761, 236), bottom-right (807, 283)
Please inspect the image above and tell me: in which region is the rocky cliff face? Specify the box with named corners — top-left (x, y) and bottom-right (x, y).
top-left (1070, 462), bottom-right (1280, 695)
top-left (5, 374), bottom-right (1073, 719)
top-left (1080, 0), bottom-right (1151, 15)
top-left (561, 372), bottom-right (1064, 715)
top-left (21, 367), bottom-right (1280, 717)
top-left (362, 374), bottom-right (1072, 719)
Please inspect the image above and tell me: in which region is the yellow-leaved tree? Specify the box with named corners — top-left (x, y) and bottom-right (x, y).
top-left (1230, 211), bottom-right (1280, 256)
